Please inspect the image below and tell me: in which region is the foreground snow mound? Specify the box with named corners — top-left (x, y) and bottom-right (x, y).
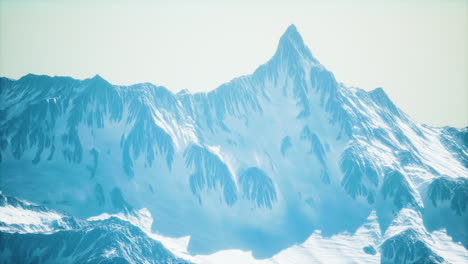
top-left (381, 229), bottom-right (444, 264)
top-left (0, 218), bottom-right (189, 264)
top-left (0, 24), bottom-right (467, 261)
top-left (0, 194), bottom-right (190, 264)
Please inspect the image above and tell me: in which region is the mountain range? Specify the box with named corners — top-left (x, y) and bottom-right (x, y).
top-left (0, 25), bottom-right (467, 263)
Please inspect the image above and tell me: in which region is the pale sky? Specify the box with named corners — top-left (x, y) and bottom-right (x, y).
top-left (0, 0), bottom-right (467, 127)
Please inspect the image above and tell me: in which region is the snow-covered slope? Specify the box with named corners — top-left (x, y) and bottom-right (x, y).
top-left (0, 193), bottom-right (190, 264)
top-left (0, 25), bottom-right (467, 263)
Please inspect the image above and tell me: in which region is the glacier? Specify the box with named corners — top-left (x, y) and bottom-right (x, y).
top-left (0, 24), bottom-right (467, 263)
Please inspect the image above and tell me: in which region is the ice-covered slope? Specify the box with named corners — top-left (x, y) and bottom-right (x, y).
top-left (0, 25), bottom-right (467, 263)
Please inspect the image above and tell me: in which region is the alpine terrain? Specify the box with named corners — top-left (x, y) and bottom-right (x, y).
top-left (0, 25), bottom-right (467, 264)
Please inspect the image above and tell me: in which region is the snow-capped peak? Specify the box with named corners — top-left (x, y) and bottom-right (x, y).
top-left (273, 24), bottom-right (318, 64)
